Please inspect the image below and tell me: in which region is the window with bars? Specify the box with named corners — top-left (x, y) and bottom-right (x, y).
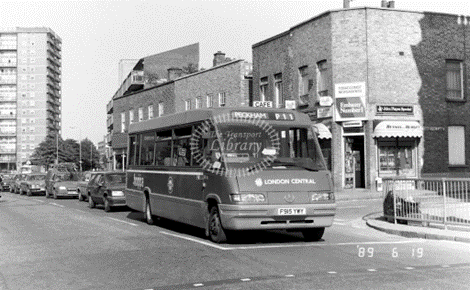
top-left (446, 60), bottom-right (464, 100)
top-left (218, 92), bottom-right (226, 107)
top-left (260, 77), bottom-right (268, 102)
top-left (274, 74), bottom-right (283, 108)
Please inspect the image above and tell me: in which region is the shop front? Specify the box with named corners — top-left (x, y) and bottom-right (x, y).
top-left (373, 120), bottom-right (423, 178)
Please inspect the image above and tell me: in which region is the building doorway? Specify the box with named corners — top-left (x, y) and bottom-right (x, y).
top-left (344, 136), bottom-right (365, 188)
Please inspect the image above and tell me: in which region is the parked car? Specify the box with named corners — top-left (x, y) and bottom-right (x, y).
top-left (45, 172), bottom-right (81, 199)
top-left (1, 174), bottom-right (14, 191)
top-left (20, 173), bottom-right (47, 196)
top-left (11, 174), bottom-right (28, 194)
top-left (88, 171), bottom-right (126, 212)
top-left (77, 171), bottom-right (95, 202)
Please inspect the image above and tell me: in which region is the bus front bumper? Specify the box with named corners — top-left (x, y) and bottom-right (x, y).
top-left (218, 203), bottom-right (336, 230)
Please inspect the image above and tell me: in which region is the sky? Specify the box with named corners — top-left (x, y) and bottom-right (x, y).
top-left (0, 0), bottom-right (469, 144)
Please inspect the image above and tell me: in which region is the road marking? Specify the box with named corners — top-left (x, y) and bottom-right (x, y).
top-left (159, 231), bottom-right (425, 250)
top-left (240, 278), bottom-right (251, 282)
top-left (106, 217), bottom-right (138, 226)
top-left (367, 269), bottom-right (377, 272)
top-left (405, 267), bottom-right (415, 270)
top-left (193, 283), bottom-right (204, 287)
top-left (50, 202), bottom-right (64, 208)
top-left (327, 271), bottom-right (337, 274)
top-left (285, 274), bottom-right (295, 277)
top-left (34, 199), bottom-right (44, 203)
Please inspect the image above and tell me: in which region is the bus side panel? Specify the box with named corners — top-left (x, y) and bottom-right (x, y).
top-left (125, 171), bottom-right (145, 212)
top-left (147, 172), bottom-right (205, 228)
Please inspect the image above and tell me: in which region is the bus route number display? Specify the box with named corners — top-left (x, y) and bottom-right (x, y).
top-left (231, 111), bottom-right (295, 121)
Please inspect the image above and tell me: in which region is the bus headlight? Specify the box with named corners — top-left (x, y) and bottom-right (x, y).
top-left (231, 193), bottom-right (265, 203)
top-left (311, 192), bottom-right (334, 201)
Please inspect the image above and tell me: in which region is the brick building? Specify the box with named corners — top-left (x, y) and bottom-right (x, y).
top-left (252, 6), bottom-right (470, 190)
top-left (108, 50), bottom-right (252, 169)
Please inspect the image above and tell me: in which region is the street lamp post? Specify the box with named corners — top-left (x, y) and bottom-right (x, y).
top-left (56, 131), bottom-right (59, 165)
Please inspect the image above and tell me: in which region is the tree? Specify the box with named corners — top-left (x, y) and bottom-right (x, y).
top-left (80, 139), bottom-right (100, 171)
top-left (145, 72), bottom-right (160, 85)
top-left (30, 135), bottom-right (76, 169)
top-left (182, 63), bottom-right (198, 74)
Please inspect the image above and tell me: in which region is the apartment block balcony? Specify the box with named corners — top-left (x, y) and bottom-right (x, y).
top-left (0, 156), bottom-right (16, 162)
top-left (0, 148), bottom-right (16, 154)
top-left (0, 76), bottom-right (16, 84)
top-left (0, 131), bottom-right (16, 136)
top-left (112, 70), bottom-right (144, 100)
top-left (0, 113), bottom-right (16, 119)
top-left (0, 60), bottom-right (17, 67)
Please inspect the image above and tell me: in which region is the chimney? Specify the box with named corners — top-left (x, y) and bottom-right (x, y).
top-left (343, 0), bottom-right (350, 8)
top-left (167, 67), bottom-right (183, 81)
top-left (213, 51), bottom-right (226, 67)
top-left (381, 0), bottom-right (395, 8)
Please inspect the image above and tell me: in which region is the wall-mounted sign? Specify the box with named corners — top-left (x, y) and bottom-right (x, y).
top-left (343, 120), bottom-right (362, 128)
top-left (285, 100), bottom-right (297, 110)
top-left (334, 82), bottom-right (366, 121)
top-left (317, 107), bottom-right (333, 118)
top-left (319, 96), bottom-right (333, 107)
top-left (253, 101), bottom-right (273, 108)
top-left (376, 105), bottom-right (413, 115)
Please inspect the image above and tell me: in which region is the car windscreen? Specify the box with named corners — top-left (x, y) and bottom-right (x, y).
top-left (57, 173), bottom-right (81, 181)
top-left (28, 175), bottom-right (46, 181)
top-left (105, 174), bottom-right (126, 184)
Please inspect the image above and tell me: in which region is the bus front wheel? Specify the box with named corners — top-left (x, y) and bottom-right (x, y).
top-left (301, 227), bottom-right (325, 242)
top-left (208, 206), bottom-right (228, 243)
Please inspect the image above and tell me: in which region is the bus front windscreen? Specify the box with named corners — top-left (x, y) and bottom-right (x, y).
top-left (210, 124), bottom-right (326, 172)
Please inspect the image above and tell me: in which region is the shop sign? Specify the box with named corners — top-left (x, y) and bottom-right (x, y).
top-left (319, 96), bottom-right (333, 106)
top-left (334, 82), bottom-right (366, 121)
top-left (253, 101), bottom-right (273, 108)
top-left (343, 120), bottom-right (362, 128)
top-left (376, 105), bottom-right (413, 115)
top-left (285, 100), bottom-right (297, 109)
top-left (307, 110), bottom-right (318, 121)
top-left (317, 107), bottom-right (333, 118)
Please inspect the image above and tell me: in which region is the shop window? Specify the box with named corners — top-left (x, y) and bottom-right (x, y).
top-left (378, 138), bottom-right (415, 176)
top-left (448, 126), bottom-right (465, 165)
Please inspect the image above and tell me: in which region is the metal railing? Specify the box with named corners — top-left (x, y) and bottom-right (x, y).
top-left (383, 177), bottom-right (470, 229)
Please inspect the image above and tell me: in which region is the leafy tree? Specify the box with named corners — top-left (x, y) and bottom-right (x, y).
top-left (80, 139), bottom-right (100, 171)
top-left (30, 135), bottom-right (76, 169)
top-left (182, 63), bottom-right (198, 74)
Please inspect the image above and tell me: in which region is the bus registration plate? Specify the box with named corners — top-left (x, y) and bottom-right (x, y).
top-left (278, 208), bottom-right (306, 215)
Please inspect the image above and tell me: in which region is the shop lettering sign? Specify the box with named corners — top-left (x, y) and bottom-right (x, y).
top-left (376, 105), bottom-right (413, 115)
top-left (334, 82), bottom-right (367, 121)
top-left (317, 107), bottom-right (333, 118)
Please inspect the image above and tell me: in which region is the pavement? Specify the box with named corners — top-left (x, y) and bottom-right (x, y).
top-left (335, 187), bottom-right (470, 244)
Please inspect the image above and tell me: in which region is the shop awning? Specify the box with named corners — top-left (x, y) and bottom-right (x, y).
top-left (313, 123), bottom-right (332, 139)
top-left (373, 121), bottom-right (423, 138)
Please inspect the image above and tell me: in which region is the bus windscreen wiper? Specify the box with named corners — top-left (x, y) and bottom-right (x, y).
top-left (270, 160), bottom-right (318, 171)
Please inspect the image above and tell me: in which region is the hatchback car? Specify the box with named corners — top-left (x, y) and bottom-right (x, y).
top-left (1, 174), bottom-right (14, 191)
top-left (88, 172), bottom-right (126, 212)
top-left (46, 172), bottom-right (81, 199)
top-left (20, 173), bottom-right (46, 196)
top-left (11, 174), bottom-right (28, 194)
top-left (77, 171), bottom-right (95, 202)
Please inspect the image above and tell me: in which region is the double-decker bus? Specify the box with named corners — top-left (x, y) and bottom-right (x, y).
top-left (124, 107), bottom-right (336, 243)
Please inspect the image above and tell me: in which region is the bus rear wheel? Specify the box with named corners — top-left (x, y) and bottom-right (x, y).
top-left (301, 227), bottom-right (325, 242)
top-left (208, 206), bottom-right (228, 243)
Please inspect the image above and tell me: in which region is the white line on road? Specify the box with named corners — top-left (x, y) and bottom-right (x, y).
top-left (159, 231), bottom-right (425, 250)
top-left (34, 199), bottom-right (44, 203)
top-left (50, 202), bottom-right (64, 208)
top-left (105, 217), bottom-right (138, 226)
